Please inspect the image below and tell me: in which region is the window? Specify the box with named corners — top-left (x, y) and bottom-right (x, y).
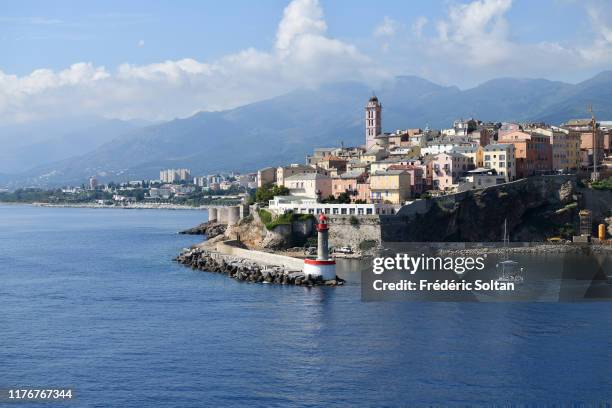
top-left (366, 209), bottom-right (373, 214)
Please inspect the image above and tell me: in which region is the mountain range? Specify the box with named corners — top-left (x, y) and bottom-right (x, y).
top-left (2, 71), bottom-right (612, 188)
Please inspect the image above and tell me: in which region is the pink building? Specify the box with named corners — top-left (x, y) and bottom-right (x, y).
top-left (285, 173), bottom-right (332, 200)
top-left (431, 152), bottom-right (472, 191)
top-left (332, 171), bottom-right (370, 202)
top-left (498, 123), bottom-right (522, 140)
top-left (387, 164), bottom-right (424, 195)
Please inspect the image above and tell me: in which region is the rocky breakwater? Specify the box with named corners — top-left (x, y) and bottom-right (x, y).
top-left (179, 221), bottom-right (226, 238)
top-left (174, 247), bottom-right (345, 287)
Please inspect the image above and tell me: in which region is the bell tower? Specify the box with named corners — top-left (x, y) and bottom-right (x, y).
top-left (365, 95), bottom-right (382, 149)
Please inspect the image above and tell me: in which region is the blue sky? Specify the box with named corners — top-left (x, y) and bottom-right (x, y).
top-left (1, 0), bottom-right (611, 123)
top-left (0, 0), bottom-right (590, 75)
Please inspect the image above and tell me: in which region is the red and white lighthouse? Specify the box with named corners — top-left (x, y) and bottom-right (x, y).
top-left (303, 214), bottom-right (336, 281)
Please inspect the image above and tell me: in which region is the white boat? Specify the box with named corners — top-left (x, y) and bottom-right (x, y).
top-left (495, 220), bottom-right (525, 285)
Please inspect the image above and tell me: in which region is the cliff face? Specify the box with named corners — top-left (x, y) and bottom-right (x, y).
top-left (384, 176), bottom-right (608, 242)
top-left (224, 209), bottom-right (315, 250)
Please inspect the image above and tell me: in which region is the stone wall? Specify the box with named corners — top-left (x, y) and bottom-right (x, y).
top-left (327, 215), bottom-right (382, 248)
top-left (216, 240), bottom-right (304, 270)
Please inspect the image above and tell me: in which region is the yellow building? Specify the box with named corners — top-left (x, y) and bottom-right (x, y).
top-left (533, 127), bottom-right (581, 170)
top-left (369, 169), bottom-right (412, 204)
top-left (360, 146), bottom-right (388, 165)
top-left (451, 145), bottom-right (483, 168)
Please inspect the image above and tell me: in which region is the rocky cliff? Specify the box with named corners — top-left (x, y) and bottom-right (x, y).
top-left (384, 175), bottom-right (610, 242)
top-left (223, 208), bottom-right (315, 250)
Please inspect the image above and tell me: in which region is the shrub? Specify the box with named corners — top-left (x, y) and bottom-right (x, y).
top-left (297, 213), bottom-right (315, 222)
top-left (349, 215), bottom-right (360, 226)
top-left (258, 209), bottom-right (272, 224)
top-left (255, 184), bottom-right (289, 204)
top-left (591, 177), bottom-right (612, 191)
top-left (558, 223), bottom-right (575, 239)
top-left (359, 239), bottom-right (377, 251)
top-left (265, 212), bottom-right (294, 230)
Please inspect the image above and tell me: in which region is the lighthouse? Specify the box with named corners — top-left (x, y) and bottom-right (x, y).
top-left (303, 214), bottom-right (336, 281)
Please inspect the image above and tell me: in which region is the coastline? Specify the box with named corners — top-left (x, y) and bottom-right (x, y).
top-left (438, 243), bottom-right (612, 256)
top-left (29, 202), bottom-right (210, 210)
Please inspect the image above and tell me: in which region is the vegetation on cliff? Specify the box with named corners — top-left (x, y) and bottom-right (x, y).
top-left (255, 184), bottom-right (289, 204)
top-left (258, 209), bottom-right (314, 231)
top-left (590, 177), bottom-right (612, 191)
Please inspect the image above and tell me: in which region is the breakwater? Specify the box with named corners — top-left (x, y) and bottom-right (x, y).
top-left (174, 247), bottom-right (345, 286)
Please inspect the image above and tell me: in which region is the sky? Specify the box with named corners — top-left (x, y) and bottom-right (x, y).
top-left (1, 0), bottom-right (612, 124)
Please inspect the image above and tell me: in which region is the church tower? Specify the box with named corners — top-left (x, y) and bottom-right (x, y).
top-left (365, 95), bottom-right (382, 149)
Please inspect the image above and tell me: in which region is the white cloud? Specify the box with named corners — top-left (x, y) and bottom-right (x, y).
top-left (0, 0), bottom-right (378, 124)
top-left (411, 16), bottom-right (428, 38)
top-left (275, 0), bottom-right (327, 51)
top-left (3, 0), bottom-right (612, 124)
top-left (433, 0), bottom-right (513, 66)
top-left (374, 17), bottom-right (399, 37)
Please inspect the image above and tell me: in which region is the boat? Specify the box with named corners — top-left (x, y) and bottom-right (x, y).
top-left (495, 219), bottom-right (525, 285)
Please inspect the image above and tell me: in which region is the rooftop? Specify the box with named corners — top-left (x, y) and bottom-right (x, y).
top-left (372, 169), bottom-right (408, 176)
top-left (338, 170), bottom-right (366, 179)
top-left (285, 172), bottom-right (331, 181)
top-left (484, 143), bottom-right (513, 151)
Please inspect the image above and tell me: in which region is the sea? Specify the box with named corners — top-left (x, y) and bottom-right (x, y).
top-left (1, 204), bottom-right (611, 407)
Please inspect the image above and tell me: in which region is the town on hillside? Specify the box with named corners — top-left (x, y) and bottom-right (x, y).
top-left (257, 96), bottom-right (611, 217)
top-left (3, 95), bottom-right (610, 218)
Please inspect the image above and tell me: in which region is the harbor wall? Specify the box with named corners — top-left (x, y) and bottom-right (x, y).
top-left (216, 240), bottom-right (304, 270)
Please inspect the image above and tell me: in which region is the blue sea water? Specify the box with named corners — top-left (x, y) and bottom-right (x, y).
top-left (1, 204), bottom-right (611, 407)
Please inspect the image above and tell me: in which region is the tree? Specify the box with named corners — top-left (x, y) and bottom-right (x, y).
top-left (336, 192), bottom-right (352, 204)
top-left (255, 184), bottom-right (289, 204)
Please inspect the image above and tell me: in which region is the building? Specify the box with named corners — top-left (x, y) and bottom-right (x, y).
top-left (331, 170), bottom-right (370, 202)
top-left (421, 137), bottom-right (475, 156)
top-left (498, 123), bottom-right (522, 139)
top-left (430, 152), bottom-right (472, 191)
top-left (316, 156), bottom-right (347, 176)
top-left (257, 167), bottom-right (277, 188)
top-left (276, 164), bottom-right (320, 187)
top-left (483, 143), bottom-right (515, 181)
top-left (306, 147), bottom-right (336, 166)
top-left (207, 174), bottom-right (222, 185)
top-left (365, 95), bottom-right (382, 149)
top-left (219, 181), bottom-right (233, 190)
top-left (533, 127), bottom-right (580, 171)
top-left (360, 146), bottom-right (388, 164)
top-left (160, 169), bottom-right (191, 183)
top-left (451, 145), bottom-right (483, 169)
top-left (284, 172), bottom-right (332, 200)
top-left (369, 169), bottom-right (412, 204)
top-left (453, 118), bottom-right (478, 136)
top-left (498, 131), bottom-right (552, 178)
top-left (268, 195), bottom-right (398, 216)
top-left (457, 168), bottom-right (507, 192)
top-left (193, 176), bottom-right (207, 187)
top-left (88, 176), bottom-right (98, 190)
top-left (386, 164), bottom-right (424, 195)
top-left (149, 187), bottom-right (173, 199)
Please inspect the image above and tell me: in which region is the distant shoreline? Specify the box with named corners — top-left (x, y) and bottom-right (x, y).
top-left (28, 202), bottom-right (209, 210)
